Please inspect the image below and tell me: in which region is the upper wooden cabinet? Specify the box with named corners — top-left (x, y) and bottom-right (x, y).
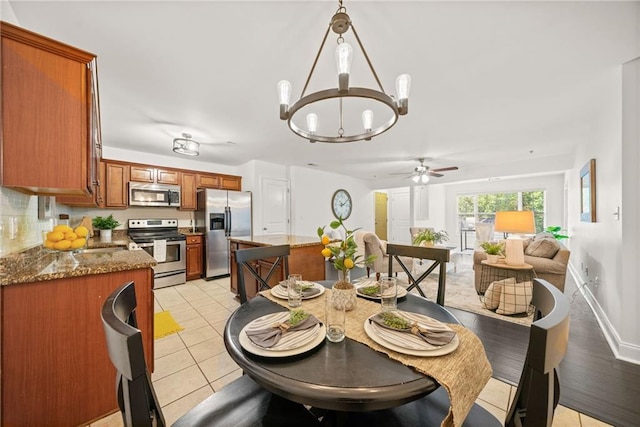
top-left (104, 161), bottom-right (129, 208)
top-left (196, 173), bottom-right (219, 189)
top-left (0, 21), bottom-right (100, 197)
top-left (130, 166), bottom-right (179, 185)
top-left (219, 174), bottom-right (242, 191)
top-left (180, 172), bottom-right (197, 210)
top-left (196, 173), bottom-right (242, 191)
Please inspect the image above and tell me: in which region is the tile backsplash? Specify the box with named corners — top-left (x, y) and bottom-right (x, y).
top-left (1, 186), bottom-right (197, 257)
top-left (0, 187), bottom-right (55, 257)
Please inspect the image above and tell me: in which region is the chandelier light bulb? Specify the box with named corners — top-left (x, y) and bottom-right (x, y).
top-left (335, 43), bottom-right (353, 75)
top-left (306, 113), bottom-right (318, 134)
top-left (277, 80), bottom-right (292, 105)
top-left (362, 110), bottom-right (373, 131)
top-left (396, 74), bottom-right (411, 115)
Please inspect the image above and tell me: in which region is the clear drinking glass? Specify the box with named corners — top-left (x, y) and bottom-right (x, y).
top-left (287, 274), bottom-right (303, 308)
top-left (379, 277), bottom-right (398, 312)
top-left (325, 294), bottom-right (346, 342)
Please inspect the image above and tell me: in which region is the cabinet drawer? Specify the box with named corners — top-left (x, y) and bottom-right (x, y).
top-left (186, 235), bottom-right (203, 245)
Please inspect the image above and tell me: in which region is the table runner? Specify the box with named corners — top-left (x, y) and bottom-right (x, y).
top-left (259, 290), bottom-right (493, 427)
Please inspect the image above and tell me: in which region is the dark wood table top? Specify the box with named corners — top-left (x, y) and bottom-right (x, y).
top-left (223, 281), bottom-right (460, 412)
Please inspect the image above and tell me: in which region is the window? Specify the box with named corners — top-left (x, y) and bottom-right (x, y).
top-left (457, 190), bottom-right (546, 233)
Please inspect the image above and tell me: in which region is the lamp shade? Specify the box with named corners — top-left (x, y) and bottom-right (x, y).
top-left (494, 211), bottom-right (535, 234)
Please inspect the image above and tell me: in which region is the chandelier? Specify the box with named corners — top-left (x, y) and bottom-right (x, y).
top-left (172, 133), bottom-right (200, 156)
top-left (277, 0), bottom-right (411, 143)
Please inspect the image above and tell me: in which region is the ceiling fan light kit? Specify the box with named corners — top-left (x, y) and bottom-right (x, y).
top-left (172, 133), bottom-right (200, 156)
top-left (278, 0), bottom-right (411, 144)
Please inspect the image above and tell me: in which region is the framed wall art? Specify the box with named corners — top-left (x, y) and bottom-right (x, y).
top-left (580, 159), bottom-right (596, 222)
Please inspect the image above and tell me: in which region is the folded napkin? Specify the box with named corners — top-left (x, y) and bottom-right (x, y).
top-left (369, 312), bottom-right (456, 347)
top-left (246, 312), bottom-right (321, 348)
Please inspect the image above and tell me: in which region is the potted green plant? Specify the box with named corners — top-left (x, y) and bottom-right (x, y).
top-left (545, 226), bottom-right (568, 240)
top-left (92, 215), bottom-right (120, 241)
top-left (412, 229), bottom-right (449, 247)
top-left (480, 241), bottom-right (505, 264)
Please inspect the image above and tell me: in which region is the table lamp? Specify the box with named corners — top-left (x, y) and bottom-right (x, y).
top-left (494, 211), bottom-right (535, 266)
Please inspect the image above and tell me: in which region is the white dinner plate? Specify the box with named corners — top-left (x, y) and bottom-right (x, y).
top-left (239, 311), bottom-right (326, 357)
top-left (355, 279), bottom-right (408, 300)
top-left (364, 312), bottom-right (460, 357)
top-left (270, 281), bottom-right (325, 300)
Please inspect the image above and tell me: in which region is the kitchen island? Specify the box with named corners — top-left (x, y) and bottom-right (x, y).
top-left (229, 234), bottom-right (325, 299)
top-left (0, 243), bottom-right (156, 426)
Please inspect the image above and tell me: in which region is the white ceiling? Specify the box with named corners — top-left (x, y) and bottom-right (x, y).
top-left (7, 1), bottom-right (639, 187)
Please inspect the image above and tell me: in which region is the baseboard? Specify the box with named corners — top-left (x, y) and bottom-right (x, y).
top-left (568, 264), bottom-right (640, 365)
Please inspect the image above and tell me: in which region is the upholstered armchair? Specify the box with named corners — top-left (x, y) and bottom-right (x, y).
top-left (362, 232), bottom-right (414, 280)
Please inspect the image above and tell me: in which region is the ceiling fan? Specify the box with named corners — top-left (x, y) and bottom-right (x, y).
top-left (391, 158), bottom-right (459, 183)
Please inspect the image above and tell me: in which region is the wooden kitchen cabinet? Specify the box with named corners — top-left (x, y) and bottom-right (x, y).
top-left (196, 173), bottom-right (220, 188)
top-left (0, 268), bottom-right (154, 427)
top-left (1, 22), bottom-right (100, 197)
top-left (130, 166), bottom-right (180, 185)
top-left (219, 174), bottom-right (242, 191)
top-left (186, 235), bottom-right (204, 280)
top-left (196, 172), bottom-right (242, 191)
top-left (104, 160), bottom-right (129, 208)
top-left (181, 172), bottom-right (197, 210)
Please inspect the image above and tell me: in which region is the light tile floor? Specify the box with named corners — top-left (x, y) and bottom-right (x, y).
top-left (91, 277), bottom-right (611, 427)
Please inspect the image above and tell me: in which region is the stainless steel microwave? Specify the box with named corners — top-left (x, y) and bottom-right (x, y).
top-left (129, 183), bottom-right (181, 207)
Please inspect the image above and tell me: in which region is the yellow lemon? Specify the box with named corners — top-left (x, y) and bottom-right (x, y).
top-left (53, 224), bottom-right (73, 234)
top-left (44, 239), bottom-right (56, 249)
top-left (47, 231), bottom-right (65, 242)
top-left (53, 239), bottom-right (72, 251)
top-left (344, 258), bottom-right (355, 269)
top-left (321, 235), bottom-right (330, 245)
top-left (64, 232), bottom-right (78, 241)
top-left (321, 248), bottom-right (332, 258)
top-left (74, 225), bottom-right (89, 238)
top-left (71, 238), bottom-right (87, 249)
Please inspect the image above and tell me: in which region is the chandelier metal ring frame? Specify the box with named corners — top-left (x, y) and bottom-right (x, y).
top-left (278, 1), bottom-right (410, 144)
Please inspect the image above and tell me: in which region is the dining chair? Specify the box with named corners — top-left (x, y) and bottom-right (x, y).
top-left (101, 281), bottom-right (319, 427)
top-left (345, 278), bottom-right (570, 426)
top-left (386, 243), bottom-right (450, 305)
top-left (235, 244), bottom-right (290, 304)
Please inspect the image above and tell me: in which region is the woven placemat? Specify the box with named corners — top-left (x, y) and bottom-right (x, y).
top-left (260, 290), bottom-right (492, 427)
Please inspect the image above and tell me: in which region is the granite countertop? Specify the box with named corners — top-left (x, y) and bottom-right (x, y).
top-left (0, 239), bottom-right (157, 286)
top-left (228, 234), bottom-right (322, 248)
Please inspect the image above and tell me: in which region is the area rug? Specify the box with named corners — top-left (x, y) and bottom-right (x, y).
top-left (154, 311), bottom-right (184, 339)
top-left (398, 262), bottom-right (533, 326)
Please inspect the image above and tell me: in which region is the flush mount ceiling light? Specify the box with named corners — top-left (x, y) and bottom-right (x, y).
top-left (172, 133), bottom-right (200, 156)
top-left (278, 0), bottom-right (411, 143)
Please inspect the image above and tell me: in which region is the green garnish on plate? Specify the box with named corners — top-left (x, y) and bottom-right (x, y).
top-left (360, 284), bottom-right (380, 296)
top-left (380, 312), bottom-right (410, 330)
top-left (289, 309), bottom-right (309, 326)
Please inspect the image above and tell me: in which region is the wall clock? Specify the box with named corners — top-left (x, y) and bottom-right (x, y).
top-left (331, 189), bottom-right (352, 220)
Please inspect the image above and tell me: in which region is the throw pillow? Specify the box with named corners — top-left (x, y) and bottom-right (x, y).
top-left (496, 280), bottom-right (533, 315)
top-left (482, 277), bottom-right (516, 310)
top-left (525, 238), bottom-right (560, 259)
top-left (534, 231), bottom-right (555, 240)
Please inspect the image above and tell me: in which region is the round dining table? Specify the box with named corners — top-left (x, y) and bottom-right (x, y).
top-left (223, 281), bottom-right (461, 412)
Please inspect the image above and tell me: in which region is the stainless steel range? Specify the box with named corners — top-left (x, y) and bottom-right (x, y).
top-left (128, 218), bottom-right (186, 288)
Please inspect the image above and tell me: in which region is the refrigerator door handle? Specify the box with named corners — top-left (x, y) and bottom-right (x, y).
top-left (227, 206), bottom-right (232, 236)
top-left (224, 206), bottom-right (230, 236)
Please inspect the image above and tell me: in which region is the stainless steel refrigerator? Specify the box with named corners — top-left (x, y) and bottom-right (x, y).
top-left (195, 189), bottom-right (252, 279)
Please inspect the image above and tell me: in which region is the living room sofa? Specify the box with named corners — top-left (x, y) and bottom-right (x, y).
top-left (473, 233), bottom-right (570, 293)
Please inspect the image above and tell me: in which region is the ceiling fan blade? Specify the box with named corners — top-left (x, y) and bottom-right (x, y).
top-left (429, 172), bottom-right (444, 178)
top-left (389, 172), bottom-right (414, 176)
top-left (430, 166), bottom-right (459, 173)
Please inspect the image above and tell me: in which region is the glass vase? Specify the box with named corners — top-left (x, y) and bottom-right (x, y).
top-left (332, 269), bottom-right (356, 311)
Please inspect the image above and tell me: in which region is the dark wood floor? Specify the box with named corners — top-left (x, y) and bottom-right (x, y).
top-left (445, 279), bottom-right (640, 427)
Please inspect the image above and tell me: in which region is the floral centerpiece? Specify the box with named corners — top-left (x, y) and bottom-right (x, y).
top-left (317, 217), bottom-right (375, 310)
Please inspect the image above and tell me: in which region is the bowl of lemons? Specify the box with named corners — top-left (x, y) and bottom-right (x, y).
top-left (43, 224), bottom-right (90, 252)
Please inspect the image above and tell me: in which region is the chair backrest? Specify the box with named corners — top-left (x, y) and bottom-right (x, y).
top-left (235, 244), bottom-right (290, 304)
top-left (474, 223), bottom-right (494, 247)
top-left (506, 278), bottom-right (570, 427)
top-left (101, 282), bottom-right (166, 427)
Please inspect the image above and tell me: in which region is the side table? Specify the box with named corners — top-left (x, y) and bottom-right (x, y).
top-left (478, 260), bottom-right (535, 295)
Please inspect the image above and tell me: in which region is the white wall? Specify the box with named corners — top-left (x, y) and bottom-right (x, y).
top-left (289, 166), bottom-right (374, 238)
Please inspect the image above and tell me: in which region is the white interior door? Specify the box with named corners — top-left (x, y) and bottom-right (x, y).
top-left (389, 188), bottom-right (411, 243)
top-left (260, 178), bottom-right (290, 235)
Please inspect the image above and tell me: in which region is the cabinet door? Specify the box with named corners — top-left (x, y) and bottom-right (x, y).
top-left (220, 175), bottom-right (242, 191)
top-left (186, 243), bottom-right (203, 281)
top-left (157, 168), bottom-right (179, 185)
top-left (105, 162), bottom-right (129, 208)
top-left (180, 172), bottom-right (197, 210)
top-left (129, 166), bottom-right (155, 183)
top-left (196, 173), bottom-right (220, 188)
top-left (1, 22), bottom-right (95, 196)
